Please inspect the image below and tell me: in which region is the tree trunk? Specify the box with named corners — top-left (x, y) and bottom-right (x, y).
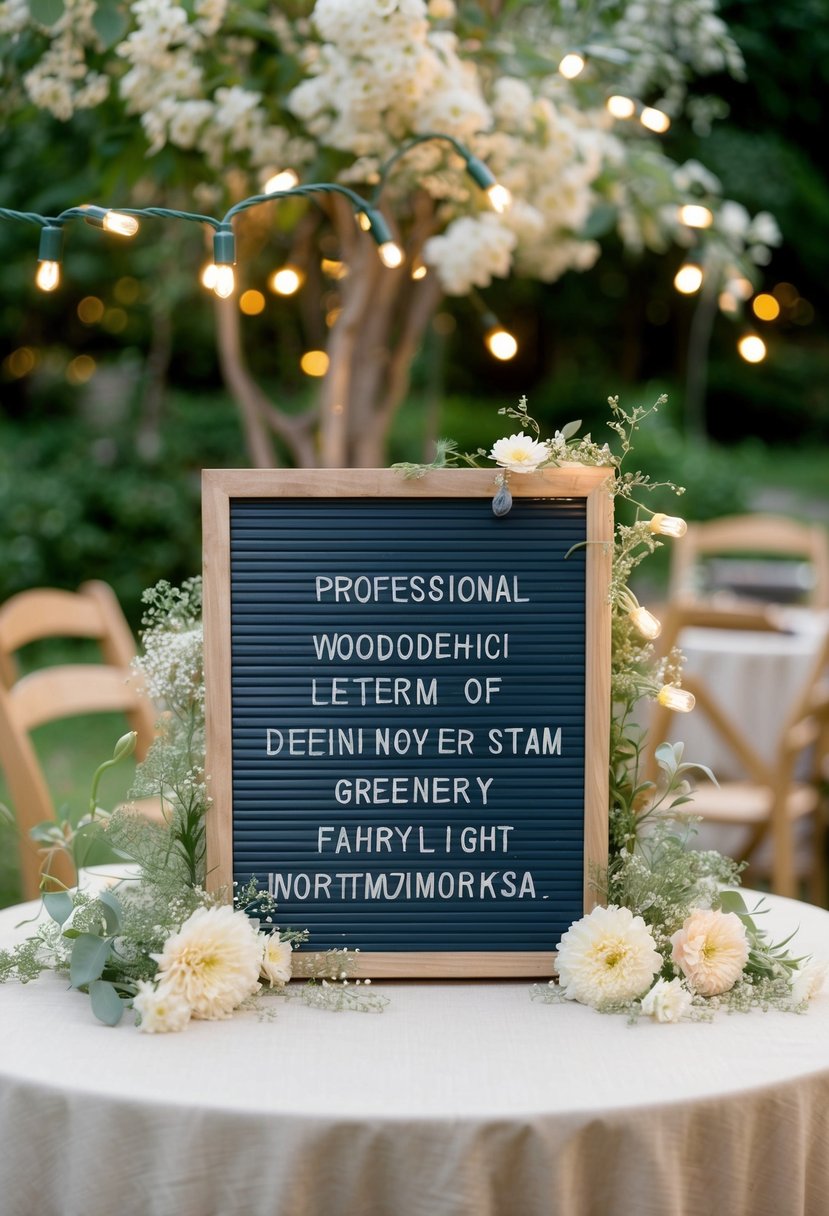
top-left (213, 196), bottom-right (443, 470)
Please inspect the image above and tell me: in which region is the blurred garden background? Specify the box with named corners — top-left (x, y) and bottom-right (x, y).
top-left (1, 0), bottom-right (828, 904)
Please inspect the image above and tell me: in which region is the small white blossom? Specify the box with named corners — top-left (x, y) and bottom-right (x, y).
top-left (641, 977), bottom-right (693, 1023)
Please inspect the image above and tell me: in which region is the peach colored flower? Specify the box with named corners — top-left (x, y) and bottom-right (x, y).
top-left (671, 909), bottom-right (749, 996)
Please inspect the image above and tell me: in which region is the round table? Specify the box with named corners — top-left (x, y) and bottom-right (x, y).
top-left (671, 609), bottom-right (829, 781)
top-left (1, 892), bottom-right (828, 1216)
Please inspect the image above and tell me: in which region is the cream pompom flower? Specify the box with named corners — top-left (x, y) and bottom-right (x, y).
top-left (133, 980), bottom-right (192, 1034)
top-left (555, 905), bottom-right (662, 1007)
top-left (640, 977), bottom-right (693, 1023)
top-left (489, 432), bottom-right (549, 473)
top-left (260, 935), bottom-right (293, 987)
top-left (671, 909), bottom-right (749, 996)
top-left (152, 905), bottom-right (262, 1020)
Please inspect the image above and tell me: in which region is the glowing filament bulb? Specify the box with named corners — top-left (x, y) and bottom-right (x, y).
top-left (486, 183), bottom-right (512, 214)
top-left (201, 262), bottom-right (218, 290)
top-left (486, 328), bottom-right (518, 361)
top-left (628, 606), bottom-right (662, 640)
top-left (270, 266), bottom-right (304, 296)
top-left (738, 334), bottom-right (767, 364)
top-left (649, 513), bottom-right (687, 538)
top-left (674, 263), bottom-right (703, 294)
top-left (606, 95), bottom-right (636, 119)
top-left (640, 106), bottom-right (671, 133)
top-left (213, 264), bottom-right (236, 299)
top-left (559, 52), bottom-right (585, 79)
top-left (678, 204), bottom-right (713, 229)
top-left (35, 260), bottom-right (60, 292)
top-left (103, 211), bottom-right (139, 237)
top-left (378, 241), bottom-right (404, 269)
top-left (411, 262), bottom-right (428, 281)
top-left (263, 169), bottom-right (299, 194)
top-left (657, 685), bottom-right (695, 713)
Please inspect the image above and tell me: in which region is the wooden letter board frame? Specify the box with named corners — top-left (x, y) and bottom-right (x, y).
top-left (203, 467), bottom-right (613, 977)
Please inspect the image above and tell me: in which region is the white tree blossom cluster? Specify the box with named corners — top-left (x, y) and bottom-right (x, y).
top-left (0, 0), bottom-right (777, 296)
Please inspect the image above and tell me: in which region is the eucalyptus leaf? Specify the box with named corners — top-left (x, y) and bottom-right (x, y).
top-left (91, 0), bottom-right (129, 48)
top-left (580, 204), bottom-right (617, 240)
top-left (583, 44), bottom-right (631, 65)
top-left (29, 822), bottom-right (65, 845)
top-left (90, 980), bottom-right (125, 1027)
top-left (718, 890), bottom-right (749, 916)
top-left (28, 0), bottom-right (64, 24)
top-left (69, 933), bottom-right (112, 989)
top-left (43, 892), bottom-right (74, 926)
top-left (559, 419), bottom-right (582, 441)
top-left (95, 889), bottom-right (123, 935)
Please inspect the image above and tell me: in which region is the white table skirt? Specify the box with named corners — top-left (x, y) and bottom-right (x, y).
top-left (1, 892), bottom-right (828, 1216)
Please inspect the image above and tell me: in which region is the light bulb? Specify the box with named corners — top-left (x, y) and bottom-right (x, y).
top-left (355, 211), bottom-right (372, 232)
top-left (649, 514), bottom-right (687, 539)
top-left (411, 262), bottom-right (428, 281)
top-left (201, 263), bottom-right (219, 290)
top-left (213, 264), bottom-right (236, 299)
top-left (486, 183), bottom-right (512, 214)
top-left (263, 169), bottom-right (299, 194)
top-left (35, 260), bottom-right (60, 292)
top-left (559, 52), bottom-right (586, 79)
top-left (628, 606), bottom-right (662, 640)
top-left (640, 106), bottom-right (671, 133)
top-left (752, 293), bottom-right (780, 321)
top-left (674, 263), bottom-right (703, 294)
top-left (485, 328), bottom-right (518, 361)
top-left (270, 266), bottom-right (304, 296)
top-left (678, 204), bottom-right (713, 229)
top-left (378, 241), bottom-right (404, 269)
top-left (606, 95), bottom-right (636, 119)
top-left (657, 685), bottom-right (695, 713)
top-left (737, 333), bottom-right (767, 364)
top-left (102, 211), bottom-right (139, 237)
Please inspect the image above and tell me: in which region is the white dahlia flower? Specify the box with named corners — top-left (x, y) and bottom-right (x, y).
top-left (152, 905), bottom-right (262, 1019)
top-left (555, 904), bottom-right (662, 1007)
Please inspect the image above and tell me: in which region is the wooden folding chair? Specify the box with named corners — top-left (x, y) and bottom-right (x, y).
top-left (646, 603), bottom-right (829, 900)
top-left (0, 581), bottom-right (159, 899)
top-left (668, 514), bottom-right (829, 607)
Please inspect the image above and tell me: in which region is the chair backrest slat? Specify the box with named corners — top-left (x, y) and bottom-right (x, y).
top-left (0, 582), bottom-right (157, 900)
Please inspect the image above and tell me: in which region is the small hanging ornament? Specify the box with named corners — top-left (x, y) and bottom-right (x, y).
top-left (492, 480), bottom-right (512, 517)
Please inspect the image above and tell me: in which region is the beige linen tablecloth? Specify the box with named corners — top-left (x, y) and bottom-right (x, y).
top-left (1, 892), bottom-right (828, 1216)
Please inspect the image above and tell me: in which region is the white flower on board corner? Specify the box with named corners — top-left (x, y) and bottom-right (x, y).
top-left (152, 904), bottom-right (262, 1019)
top-left (260, 935), bottom-right (294, 987)
top-left (670, 908), bottom-right (749, 997)
top-left (554, 904), bottom-right (662, 1007)
top-left (640, 977), bottom-right (693, 1023)
top-left (489, 432), bottom-right (549, 474)
top-left (133, 979), bottom-right (192, 1033)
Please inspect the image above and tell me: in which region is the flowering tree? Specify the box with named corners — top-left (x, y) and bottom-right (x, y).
top-left (0, 0), bottom-right (778, 467)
